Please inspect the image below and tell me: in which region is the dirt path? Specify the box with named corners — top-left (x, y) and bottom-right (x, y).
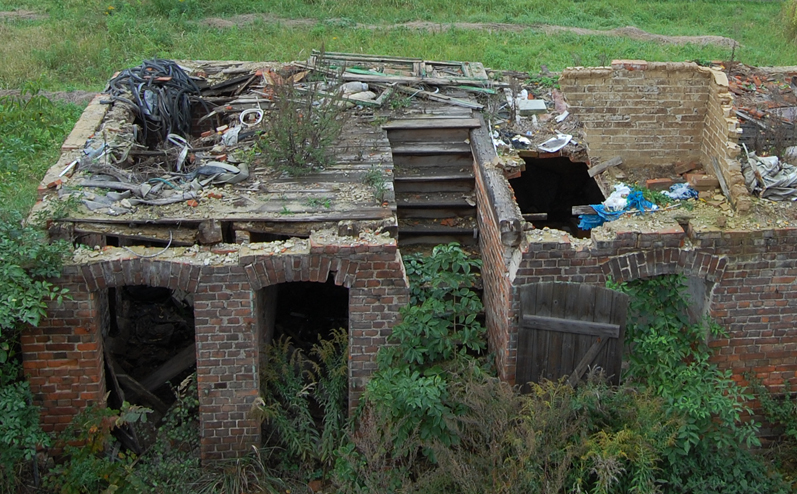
top-left (199, 15), bottom-right (739, 49)
top-left (0, 10), bottom-right (47, 21)
top-left (0, 89), bottom-right (97, 105)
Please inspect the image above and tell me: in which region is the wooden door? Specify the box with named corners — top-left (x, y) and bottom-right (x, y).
top-left (516, 282), bottom-right (628, 390)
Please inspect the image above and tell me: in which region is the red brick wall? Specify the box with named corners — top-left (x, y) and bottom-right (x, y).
top-left (24, 235), bottom-right (408, 461)
top-left (484, 225), bottom-right (797, 396)
top-left (21, 266), bottom-right (106, 432)
top-left (474, 163), bottom-right (516, 383)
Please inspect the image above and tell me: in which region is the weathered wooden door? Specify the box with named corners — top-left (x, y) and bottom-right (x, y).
top-left (516, 282), bottom-right (628, 390)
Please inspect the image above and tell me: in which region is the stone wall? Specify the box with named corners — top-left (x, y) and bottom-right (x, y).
top-left (22, 234), bottom-right (408, 461)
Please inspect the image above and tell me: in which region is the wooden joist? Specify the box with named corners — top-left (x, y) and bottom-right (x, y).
top-left (139, 343), bottom-right (197, 393)
top-left (572, 205), bottom-right (598, 215)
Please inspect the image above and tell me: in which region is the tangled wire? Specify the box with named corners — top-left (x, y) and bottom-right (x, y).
top-left (107, 59), bottom-right (202, 146)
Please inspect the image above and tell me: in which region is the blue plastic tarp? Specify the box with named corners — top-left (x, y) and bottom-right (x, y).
top-left (578, 191), bottom-right (656, 230)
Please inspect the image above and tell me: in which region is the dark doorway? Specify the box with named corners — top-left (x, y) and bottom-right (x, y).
top-left (104, 286), bottom-right (196, 416)
top-left (510, 157), bottom-right (604, 238)
top-left (260, 274), bottom-right (349, 353)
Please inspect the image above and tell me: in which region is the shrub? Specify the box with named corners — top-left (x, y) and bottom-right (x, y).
top-left (366, 243), bottom-right (486, 449)
top-left (255, 80), bottom-right (346, 177)
top-left (45, 403), bottom-right (151, 494)
top-left (614, 274), bottom-right (790, 493)
top-left (254, 327), bottom-right (349, 483)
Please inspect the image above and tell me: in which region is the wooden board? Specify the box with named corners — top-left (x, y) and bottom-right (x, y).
top-left (516, 282), bottom-right (628, 391)
top-left (382, 118), bottom-right (481, 130)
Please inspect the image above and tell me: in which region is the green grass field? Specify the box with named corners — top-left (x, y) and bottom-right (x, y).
top-left (0, 0), bottom-right (795, 213)
top-left (0, 0), bottom-right (794, 91)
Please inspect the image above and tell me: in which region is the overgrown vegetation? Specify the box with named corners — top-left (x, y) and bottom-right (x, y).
top-left (0, 209), bottom-right (72, 492)
top-left (613, 274), bottom-right (789, 493)
top-left (253, 326), bottom-right (349, 487)
top-left (0, 85), bottom-right (82, 214)
top-left (255, 81), bottom-right (346, 176)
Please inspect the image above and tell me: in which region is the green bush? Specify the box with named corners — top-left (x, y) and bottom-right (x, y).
top-left (0, 211), bottom-right (71, 492)
top-left (366, 243), bottom-right (485, 449)
top-left (613, 274), bottom-right (789, 493)
top-left (45, 403), bottom-right (151, 494)
top-left (255, 81), bottom-right (346, 177)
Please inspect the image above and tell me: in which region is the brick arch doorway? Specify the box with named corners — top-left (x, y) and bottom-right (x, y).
top-left (103, 285), bottom-right (197, 421)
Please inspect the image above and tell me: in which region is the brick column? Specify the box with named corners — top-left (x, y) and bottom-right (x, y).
top-left (194, 266), bottom-right (261, 461)
top-left (21, 266), bottom-right (106, 432)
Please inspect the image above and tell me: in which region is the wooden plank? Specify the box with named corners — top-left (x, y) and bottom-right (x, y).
top-left (382, 118), bottom-right (481, 130)
top-left (116, 374), bottom-right (169, 415)
top-left (390, 143), bottom-right (472, 155)
top-left (558, 284), bottom-right (582, 380)
top-left (391, 153), bottom-right (473, 168)
top-left (522, 213), bottom-right (548, 221)
top-left (534, 282), bottom-right (554, 383)
top-left (593, 286), bottom-right (618, 381)
top-left (74, 223), bottom-right (197, 246)
top-left (139, 343), bottom-right (197, 393)
top-left (386, 128), bottom-right (471, 143)
top-left (516, 283), bottom-right (537, 390)
top-left (521, 314), bottom-right (620, 338)
top-left (392, 85), bottom-right (484, 110)
top-left (567, 339), bottom-right (609, 387)
top-left (604, 290), bottom-right (628, 382)
top-left (546, 283), bottom-right (569, 380)
top-left (587, 157), bottom-right (623, 178)
top-left (572, 205), bottom-right (598, 215)
top-left (570, 284), bottom-right (598, 384)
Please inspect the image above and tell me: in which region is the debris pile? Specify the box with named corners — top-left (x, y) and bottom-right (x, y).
top-left (742, 145), bottom-right (797, 201)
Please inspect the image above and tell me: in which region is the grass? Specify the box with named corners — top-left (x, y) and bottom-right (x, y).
top-left (0, 0), bottom-right (793, 91)
top-left (0, 0), bottom-right (795, 213)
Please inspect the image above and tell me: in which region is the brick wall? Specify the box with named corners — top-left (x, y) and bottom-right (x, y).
top-left (23, 233), bottom-right (408, 461)
top-left (486, 224), bottom-right (797, 397)
top-left (560, 61), bottom-right (712, 167)
top-left (700, 70), bottom-right (750, 211)
top-left (21, 266), bottom-right (106, 432)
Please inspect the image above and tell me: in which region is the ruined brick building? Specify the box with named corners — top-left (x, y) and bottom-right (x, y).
top-left (25, 55), bottom-right (797, 459)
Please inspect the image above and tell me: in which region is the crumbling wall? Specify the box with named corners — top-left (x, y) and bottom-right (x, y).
top-left (700, 71), bottom-right (750, 211)
top-left (489, 226), bottom-right (797, 404)
top-left (22, 235), bottom-right (408, 461)
top-left (560, 60), bottom-right (711, 167)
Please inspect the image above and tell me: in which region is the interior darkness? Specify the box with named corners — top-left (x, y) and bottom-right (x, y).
top-left (510, 157), bottom-right (605, 238)
top-left (105, 286), bottom-right (196, 408)
top-left (271, 275), bottom-right (348, 353)
top-left (250, 232), bottom-right (301, 243)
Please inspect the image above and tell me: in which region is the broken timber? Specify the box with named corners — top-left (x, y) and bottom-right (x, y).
top-left (587, 157), bottom-right (623, 178)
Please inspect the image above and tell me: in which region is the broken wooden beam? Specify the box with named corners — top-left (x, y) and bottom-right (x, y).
top-left (116, 373), bottom-right (170, 415)
top-left (139, 343), bottom-right (197, 394)
top-left (522, 213), bottom-right (548, 221)
top-left (572, 205), bottom-right (598, 215)
top-left (587, 157), bottom-right (623, 178)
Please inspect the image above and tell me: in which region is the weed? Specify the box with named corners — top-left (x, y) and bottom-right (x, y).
top-left (388, 94), bottom-right (413, 111)
top-left (362, 164), bottom-right (387, 203)
top-left (254, 328), bottom-right (349, 482)
top-left (527, 74), bottom-right (559, 89)
top-left (256, 80), bottom-right (346, 177)
top-left (280, 205), bottom-right (293, 215)
top-left (306, 197), bottom-right (332, 209)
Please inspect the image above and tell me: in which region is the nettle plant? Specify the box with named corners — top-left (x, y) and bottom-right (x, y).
top-left (366, 243), bottom-right (485, 447)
